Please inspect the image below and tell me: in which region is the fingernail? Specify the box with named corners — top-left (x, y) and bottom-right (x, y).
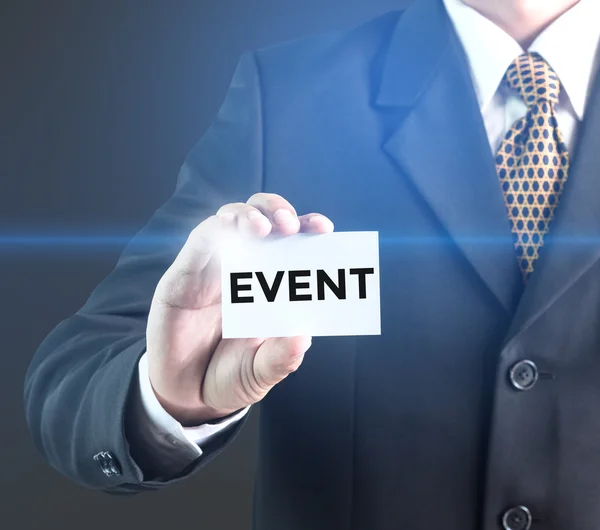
top-left (273, 209), bottom-right (296, 224)
top-left (309, 215), bottom-right (333, 229)
top-left (247, 210), bottom-right (265, 221)
top-left (219, 213), bottom-right (235, 222)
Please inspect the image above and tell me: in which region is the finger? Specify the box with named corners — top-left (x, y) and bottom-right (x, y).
top-left (252, 335), bottom-right (312, 388)
top-left (298, 213), bottom-right (335, 233)
top-left (216, 202), bottom-right (272, 238)
top-left (247, 193), bottom-right (301, 235)
top-left (156, 214), bottom-right (234, 304)
top-left (172, 214), bottom-right (233, 275)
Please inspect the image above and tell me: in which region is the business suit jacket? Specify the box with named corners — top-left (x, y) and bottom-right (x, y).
top-left (24, 0), bottom-right (600, 528)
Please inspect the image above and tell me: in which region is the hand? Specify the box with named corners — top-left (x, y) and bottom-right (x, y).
top-left (146, 193), bottom-right (334, 425)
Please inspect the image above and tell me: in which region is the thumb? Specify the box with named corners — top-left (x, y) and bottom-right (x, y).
top-left (253, 335), bottom-right (312, 389)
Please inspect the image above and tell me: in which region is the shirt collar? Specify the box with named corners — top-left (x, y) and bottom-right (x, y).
top-left (442, 0), bottom-right (600, 119)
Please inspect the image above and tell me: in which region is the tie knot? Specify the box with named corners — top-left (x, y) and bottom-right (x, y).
top-left (504, 52), bottom-right (561, 107)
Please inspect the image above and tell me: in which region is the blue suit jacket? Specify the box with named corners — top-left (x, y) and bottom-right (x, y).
top-left (25, 0), bottom-right (600, 528)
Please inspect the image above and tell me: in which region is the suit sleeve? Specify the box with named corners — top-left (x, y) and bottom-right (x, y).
top-left (123, 352), bottom-right (251, 482)
top-left (23, 50), bottom-right (264, 494)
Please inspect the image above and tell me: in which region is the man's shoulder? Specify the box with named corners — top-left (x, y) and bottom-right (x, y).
top-left (252, 9), bottom-right (406, 83)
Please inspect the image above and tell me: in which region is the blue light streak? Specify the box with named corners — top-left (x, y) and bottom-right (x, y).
top-left (0, 235), bottom-right (182, 247)
top-left (1, 233), bottom-right (599, 253)
top-left (0, 234), bottom-right (186, 254)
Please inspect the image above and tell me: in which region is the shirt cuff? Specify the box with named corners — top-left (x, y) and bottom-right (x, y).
top-left (137, 352), bottom-right (250, 451)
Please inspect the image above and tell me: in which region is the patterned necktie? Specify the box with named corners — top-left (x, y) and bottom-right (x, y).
top-left (495, 52), bottom-right (570, 284)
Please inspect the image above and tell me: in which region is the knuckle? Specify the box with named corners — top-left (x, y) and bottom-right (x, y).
top-left (248, 192), bottom-right (277, 203)
top-left (286, 353), bottom-right (304, 373)
top-left (273, 348), bottom-right (304, 374)
top-left (193, 215), bottom-right (216, 233)
top-left (249, 193), bottom-right (293, 213)
top-left (217, 202), bottom-right (246, 215)
top-left (187, 225), bottom-right (211, 249)
top-left (189, 213), bottom-right (226, 243)
top-left (243, 362), bottom-right (269, 396)
top-left (155, 267), bottom-right (197, 307)
top-left (250, 371), bottom-right (270, 395)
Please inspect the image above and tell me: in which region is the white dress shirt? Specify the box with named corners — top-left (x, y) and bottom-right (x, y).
top-left (443, 0), bottom-right (600, 154)
top-left (136, 352), bottom-right (250, 460)
top-left (134, 0), bottom-right (600, 466)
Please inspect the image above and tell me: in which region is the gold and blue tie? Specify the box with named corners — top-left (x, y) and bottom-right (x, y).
top-left (495, 52), bottom-right (570, 284)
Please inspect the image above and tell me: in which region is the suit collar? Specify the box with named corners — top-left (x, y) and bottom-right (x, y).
top-left (374, 0), bottom-right (600, 342)
top-left (375, 0), bottom-right (452, 109)
top-left (376, 0), bottom-right (524, 315)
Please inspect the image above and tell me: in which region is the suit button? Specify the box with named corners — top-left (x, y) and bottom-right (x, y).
top-left (502, 505), bottom-right (532, 530)
top-left (93, 451), bottom-right (121, 477)
top-left (509, 360), bottom-right (538, 391)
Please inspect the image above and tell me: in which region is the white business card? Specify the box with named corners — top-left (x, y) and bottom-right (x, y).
top-left (220, 231), bottom-right (380, 338)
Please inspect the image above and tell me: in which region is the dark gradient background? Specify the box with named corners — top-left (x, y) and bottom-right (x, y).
top-left (2, 1), bottom-right (408, 528)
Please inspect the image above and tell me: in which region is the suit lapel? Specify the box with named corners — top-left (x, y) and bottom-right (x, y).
top-left (376, 0), bottom-right (523, 314)
top-left (503, 66), bottom-right (600, 345)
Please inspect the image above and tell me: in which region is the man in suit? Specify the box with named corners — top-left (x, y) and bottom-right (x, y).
top-left (24, 0), bottom-right (600, 528)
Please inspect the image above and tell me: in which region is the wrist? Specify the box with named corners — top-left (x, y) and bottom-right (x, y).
top-left (177, 405), bottom-right (242, 427)
top-left (152, 389), bottom-right (239, 427)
